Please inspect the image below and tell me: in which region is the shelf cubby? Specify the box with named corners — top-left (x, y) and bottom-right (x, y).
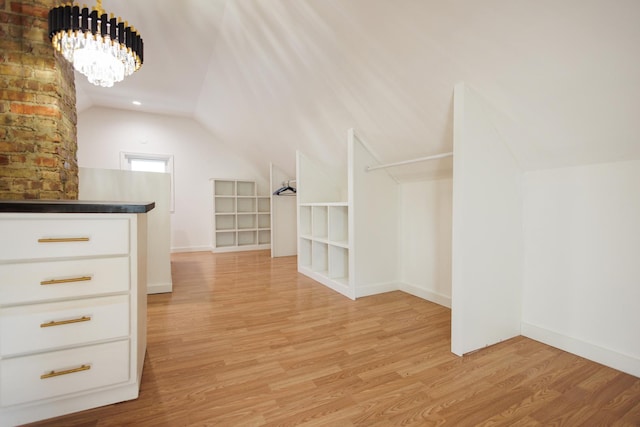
top-left (312, 241), bottom-right (328, 274)
top-left (238, 230), bottom-right (257, 246)
top-left (299, 238), bottom-right (312, 268)
top-left (216, 231), bottom-right (236, 248)
top-left (215, 197), bottom-right (235, 213)
top-left (312, 206), bottom-right (328, 240)
top-left (299, 205), bottom-right (312, 237)
top-left (257, 213), bottom-right (270, 229)
top-left (328, 245), bottom-right (349, 281)
top-left (214, 180), bottom-right (235, 196)
top-left (258, 230), bottom-right (271, 245)
top-left (236, 181), bottom-right (255, 197)
top-left (237, 198), bottom-right (256, 213)
top-left (215, 214), bottom-right (235, 230)
top-left (329, 205), bottom-right (348, 246)
top-left (237, 214), bottom-right (256, 230)
top-left (257, 197), bottom-right (270, 213)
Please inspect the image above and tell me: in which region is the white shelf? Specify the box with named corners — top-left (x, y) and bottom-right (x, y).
top-left (237, 230), bottom-right (256, 246)
top-left (299, 202), bottom-right (348, 207)
top-left (329, 245), bottom-right (349, 280)
top-left (258, 230), bottom-right (271, 245)
top-left (312, 206), bottom-right (328, 239)
top-left (215, 231), bottom-right (236, 247)
top-left (298, 200), bottom-right (351, 298)
top-left (236, 181), bottom-right (256, 197)
top-left (329, 205), bottom-right (348, 243)
top-left (237, 214), bottom-right (256, 230)
top-left (214, 180), bottom-right (235, 196)
top-left (257, 213), bottom-right (270, 229)
top-left (237, 198), bottom-right (256, 213)
top-left (215, 214), bottom-right (235, 230)
top-left (300, 205), bottom-right (312, 236)
top-left (328, 239), bottom-right (349, 249)
top-left (257, 197), bottom-right (270, 213)
top-left (299, 237), bottom-right (312, 268)
top-left (212, 179), bottom-right (271, 253)
top-left (214, 197), bottom-right (235, 213)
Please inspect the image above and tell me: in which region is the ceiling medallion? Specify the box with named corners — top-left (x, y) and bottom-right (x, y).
top-left (48, 0), bottom-right (144, 87)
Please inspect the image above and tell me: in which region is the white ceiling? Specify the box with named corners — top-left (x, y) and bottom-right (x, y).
top-left (76, 0), bottom-right (640, 181)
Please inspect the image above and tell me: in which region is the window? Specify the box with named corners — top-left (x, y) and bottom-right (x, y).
top-left (120, 152), bottom-right (175, 212)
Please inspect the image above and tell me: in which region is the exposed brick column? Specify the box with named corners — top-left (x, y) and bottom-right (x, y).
top-left (0, 0), bottom-right (78, 200)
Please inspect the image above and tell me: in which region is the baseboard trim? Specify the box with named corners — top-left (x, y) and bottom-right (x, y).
top-left (171, 246), bottom-right (212, 253)
top-left (399, 282), bottom-right (452, 308)
top-left (211, 244), bottom-right (271, 254)
top-left (298, 266), bottom-right (354, 300)
top-left (355, 282), bottom-right (398, 298)
top-left (147, 282), bottom-right (173, 294)
top-left (521, 322), bottom-right (640, 378)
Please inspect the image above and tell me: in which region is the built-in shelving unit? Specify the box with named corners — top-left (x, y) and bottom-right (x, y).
top-left (298, 201), bottom-right (351, 297)
top-left (296, 132), bottom-right (399, 301)
top-left (298, 202), bottom-right (349, 287)
top-left (212, 179), bottom-right (271, 253)
top-left (295, 146), bottom-right (353, 298)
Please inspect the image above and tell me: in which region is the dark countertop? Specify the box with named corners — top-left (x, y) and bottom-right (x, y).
top-left (0, 200), bottom-right (155, 214)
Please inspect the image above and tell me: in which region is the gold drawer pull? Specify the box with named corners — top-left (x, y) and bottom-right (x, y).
top-left (41, 364), bottom-right (91, 379)
top-left (41, 276), bottom-right (92, 286)
top-left (40, 316), bottom-right (92, 328)
top-left (38, 237), bottom-right (90, 243)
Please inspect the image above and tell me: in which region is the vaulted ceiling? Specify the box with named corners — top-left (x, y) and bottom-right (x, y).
top-left (76, 0), bottom-right (640, 181)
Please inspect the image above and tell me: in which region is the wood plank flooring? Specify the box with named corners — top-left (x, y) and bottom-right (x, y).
top-left (26, 251), bottom-right (640, 426)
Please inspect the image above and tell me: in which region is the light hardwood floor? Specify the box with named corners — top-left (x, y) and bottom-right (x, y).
top-left (27, 251), bottom-right (640, 426)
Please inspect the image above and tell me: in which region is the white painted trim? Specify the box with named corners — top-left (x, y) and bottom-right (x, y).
top-left (171, 246), bottom-right (212, 253)
top-left (298, 266), bottom-right (354, 300)
top-left (399, 283), bottom-right (452, 309)
top-left (147, 283), bottom-right (173, 294)
top-left (211, 244), bottom-right (271, 254)
top-left (521, 322), bottom-right (640, 378)
top-left (0, 383), bottom-right (139, 427)
top-left (355, 282), bottom-right (398, 298)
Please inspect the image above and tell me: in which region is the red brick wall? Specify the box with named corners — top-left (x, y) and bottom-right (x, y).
top-left (0, 0), bottom-right (78, 200)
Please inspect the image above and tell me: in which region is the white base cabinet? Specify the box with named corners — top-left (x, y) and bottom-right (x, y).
top-left (0, 208), bottom-right (149, 427)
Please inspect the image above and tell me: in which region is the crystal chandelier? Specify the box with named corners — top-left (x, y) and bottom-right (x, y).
top-left (48, 0), bottom-right (144, 88)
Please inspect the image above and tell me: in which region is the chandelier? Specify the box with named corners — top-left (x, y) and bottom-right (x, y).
top-left (48, 0), bottom-right (144, 88)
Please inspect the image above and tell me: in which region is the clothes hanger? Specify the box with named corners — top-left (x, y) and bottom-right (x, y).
top-left (273, 180), bottom-right (297, 196)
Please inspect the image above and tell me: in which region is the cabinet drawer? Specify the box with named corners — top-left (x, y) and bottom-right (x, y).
top-left (0, 295), bottom-right (129, 356)
top-left (0, 257), bottom-right (130, 305)
top-left (0, 217), bottom-right (129, 261)
top-left (0, 340), bottom-right (130, 407)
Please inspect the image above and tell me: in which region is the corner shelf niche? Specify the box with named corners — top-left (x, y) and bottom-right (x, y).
top-left (298, 202), bottom-right (350, 296)
top-left (212, 179), bottom-right (271, 253)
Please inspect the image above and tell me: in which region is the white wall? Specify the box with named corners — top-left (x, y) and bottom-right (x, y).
top-left (77, 107), bottom-right (266, 252)
top-left (270, 163), bottom-right (297, 257)
top-left (522, 159), bottom-right (640, 377)
top-left (398, 177), bottom-right (452, 308)
top-left (296, 151), bottom-right (344, 204)
top-left (349, 131), bottom-right (399, 297)
top-left (79, 168), bottom-right (172, 294)
top-left (451, 83), bottom-right (523, 356)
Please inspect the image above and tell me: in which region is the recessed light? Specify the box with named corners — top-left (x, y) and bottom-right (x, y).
top-left (132, 101), bottom-right (142, 106)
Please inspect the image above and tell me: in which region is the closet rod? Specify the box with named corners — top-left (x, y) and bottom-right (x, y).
top-left (366, 152), bottom-right (453, 172)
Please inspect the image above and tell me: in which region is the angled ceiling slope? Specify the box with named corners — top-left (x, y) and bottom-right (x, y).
top-left (76, 0), bottom-right (640, 181)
